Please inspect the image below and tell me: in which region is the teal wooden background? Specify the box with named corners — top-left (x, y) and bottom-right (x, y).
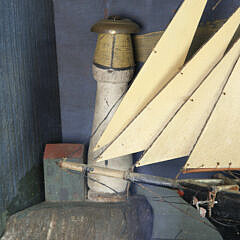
top-left (0, 0), bottom-right (61, 236)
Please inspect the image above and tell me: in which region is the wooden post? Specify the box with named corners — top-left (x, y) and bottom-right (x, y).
top-left (88, 16), bottom-right (139, 201)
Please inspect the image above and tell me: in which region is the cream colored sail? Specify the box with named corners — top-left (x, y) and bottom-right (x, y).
top-left (184, 55), bottom-right (240, 173)
top-left (97, 8), bottom-right (240, 162)
top-left (94, 0), bottom-right (208, 150)
top-left (137, 39), bottom-right (240, 167)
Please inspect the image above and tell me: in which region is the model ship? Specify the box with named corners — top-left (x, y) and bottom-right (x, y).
top-left (59, 1), bottom-right (240, 239)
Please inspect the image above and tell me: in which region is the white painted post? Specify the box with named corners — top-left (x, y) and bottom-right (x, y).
top-left (88, 17), bottom-right (139, 201)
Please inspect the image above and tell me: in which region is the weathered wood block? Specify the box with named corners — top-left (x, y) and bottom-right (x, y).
top-left (44, 144), bottom-right (86, 201)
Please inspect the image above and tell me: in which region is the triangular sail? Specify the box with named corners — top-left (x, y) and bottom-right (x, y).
top-left (97, 9), bottom-right (240, 162)
top-left (137, 39), bottom-right (240, 167)
top-left (94, 0), bottom-right (208, 150)
top-left (184, 55), bottom-right (240, 173)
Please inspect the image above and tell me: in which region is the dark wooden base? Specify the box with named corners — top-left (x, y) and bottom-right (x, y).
top-left (2, 196), bottom-right (153, 240)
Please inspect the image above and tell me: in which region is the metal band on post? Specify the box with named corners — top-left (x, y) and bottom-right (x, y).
top-left (88, 16), bottom-right (140, 202)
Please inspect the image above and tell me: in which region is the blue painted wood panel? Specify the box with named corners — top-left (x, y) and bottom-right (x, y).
top-left (0, 0), bottom-right (61, 235)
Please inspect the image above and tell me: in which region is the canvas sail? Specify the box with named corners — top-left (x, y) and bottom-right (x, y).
top-left (184, 55), bottom-right (240, 173)
top-left (137, 39), bottom-right (240, 167)
top-left (97, 8), bottom-right (240, 162)
top-left (94, 0), bottom-right (208, 150)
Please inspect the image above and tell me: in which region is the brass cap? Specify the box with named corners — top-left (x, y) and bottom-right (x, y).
top-left (91, 16), bottom-right (140, 34)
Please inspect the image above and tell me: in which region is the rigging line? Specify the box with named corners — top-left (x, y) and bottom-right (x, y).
top-left (224, 171), bottom-right (240, 179)
top-left (212, 0), bottom-right (223, 11)
top-left (61, 162), bottom-right (120, 194)
top-left (210, 216), bottom-right (240, 227)
top-left (174, 229), bottom-right (183, 239)
top-left (90, 89), bottom-right (127, 140)
top-left (175, 169), bottom-right (183, 179)
top-left (135, 182), bottom-right (217, 230)
top-left (152, 200), bottom-right (190, 205)
top-left (214, 216), bottom-right (240, 224)
top-left (228, 171), bottom-right (240, 176)
top-left (152, 195), bottom-right (184, 198)
top-left (213, 216), bottom-right (240, 225)
top-left (87, 175), bottom-right (119, 194)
